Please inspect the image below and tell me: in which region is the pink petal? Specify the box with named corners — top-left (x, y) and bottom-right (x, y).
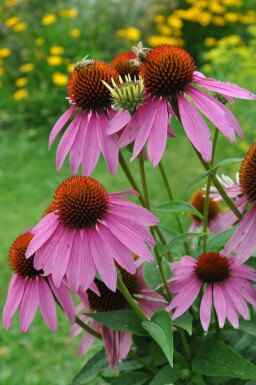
top-left (2, 274), bottom-right (25, 329)
top-left (117, 120), bottom-right (140, 149)
top-left (66, 231), bottom-right (82, 292)
top-left (168, 279), bottom-right (201, 317)
top-left (213, 283), bottom-right (226, 328)
top-left (97, 112), bottom-right (118, 175)
top-left (108, 202), bottom-right (159, 227)
top-left (224, 280), bottom-right (249, 319)
top-left (69, 115), bottom-right (85, 175)
top-left (25, 213), bottom-right (59, 258)
top-left (187, 86), bottom-right (236, 141)
top-left (97, 224), bottom-right (136, 274)
top-left (38, 278), bottom-right (57, 331)
top-left (77, 320), bottom-right (98, 356)
top-left (222, 286), bottom-right (239, 328)
top-left (49, 276), bottom-right (75, 323)
top-left (56, 112), bottom-right (82, 171)
top-left (20, 279), bottom-right (39, 332)
top-left (109, 190), bottom-right (139, 197)
top-left (147, 98), bottom-right (169, 167)
top-left (78, 232), bottom-right (97, 292)
top-left (49, 105), bottom-right (77, 148)
top-left (107, 109), bottom-right (131, 135)
top-left (89, 229), bottom-right (117, 292)
top-left (51, 228), bottom-right (74, 287)
top-left (81, 113), bottom-right (101, 176)
top-left (178, 94), bottom-right (212, 162)
top-left (200, 285), bottom-right (212, 331)
top-left (194, 76), bottom-right (256, 100)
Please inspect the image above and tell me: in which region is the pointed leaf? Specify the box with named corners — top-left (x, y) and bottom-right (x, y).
top-left (239, 320), bottom-right (256, 337)
top-left (161, 232), bottom-right (206, 256)
top-left (85, 309), bottom-right (147, 336)
top-left (112, 371), bottom-right (151, 385)
top-left (149, 364), bottom-right (181, 385)
top-left (173, 312), bottom-right (193, 336)
top-left (143, 258), bottom-right (171, 290)
top-left (153, 201), bottom-right (203, 220)
top-left (207, 228), bottom-right (236, 252)
top-left (72, 349), bottom-right (108, 385)
top-left (192, 339), bottom-right (256, 379)
top-left (142, 310), bottom-right (173, 367)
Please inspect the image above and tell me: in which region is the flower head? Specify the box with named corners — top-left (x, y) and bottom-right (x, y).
top-left (49, 59), bottom-right (120, 176)
top-left (112, 51), bottom-right (139, 78)
top-left (108, 44), bottom-right (255, 166)
top-left (71, 263), bottom-right (166, 369)
top-left (25, 176), bottom-right (159, 293)
top-left (3, 233), bottom-right (75, 332)
top-left (167, 253), bottom-right (256, 331)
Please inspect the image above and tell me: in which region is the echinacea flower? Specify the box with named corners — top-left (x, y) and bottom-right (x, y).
top-left (25, 176), bottom-right (159, 293)
top-left (112, 51), bottom-right (139, 78)
top-left (49, 59), bottom-right (119, 176)
top-left (3, 233), bottom-right (75, 332)
top-left (189, 189), bottom-right (221, 233)
top-left (108, 44), bottom-right (255, 166)
top-left (166, 252), bottom-right (256, 331)
top-left (220, 142), bottom-right (256, 264)
top-left (71, 263), bottom-right (166, 369)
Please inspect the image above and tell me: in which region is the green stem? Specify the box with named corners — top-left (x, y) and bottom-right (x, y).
top-left (178, 329), bottom-right (192, 361)
top-left (117, 273), bottom-right (148, 321)
top-left (75, 316), bottom-right (102, 340)
top-left (202, 175), bottom-right (211, 253)
top-left (138, 153), bottom-right (172, 300)
top-left (129, 353), bottom-right (157, 374)
top-left (158, 161), bottom-right (190, 255)
top-left (195, 151), bottom-right (242, 220)
top-left (119, 151), bottom-right (145, 206)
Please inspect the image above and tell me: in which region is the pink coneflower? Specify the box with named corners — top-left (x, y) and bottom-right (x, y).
top-left (108, 44), bottom-right (255, 166)
top-left (189, 189), bottom-right (221, 233)
top-left (49, 59), bottom-right (119, 176)
top-left (25, 176), bottom-right (159, 292)
top-left (166, 252), bottom-right (256, 331)
top-left (3, 233), bottom-right (75, 332)
top-left (71, 264), bottom-right (166, 369)
top-left (221, 142), bottom-right (256, 264)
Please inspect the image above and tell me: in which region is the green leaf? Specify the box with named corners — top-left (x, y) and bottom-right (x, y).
top-left (173, 312), bottom-right (193, 336)
top-left (239, 320), bottom-right (256, 337)
top-left (111, 371), bottom-right (151, 385)
top-left (143, 258), bottom-right (171, 290)
top-left (191, 373), bottom-right (207, 385)
top-left (152, 200), bottom-right (204, 220)
top-left (149, 364), bottom-right (181, 385)
top-left (85, 309), bottom-right (147, 336)
top-left (150, 340), bottom-right (168, 366)
top-left (142, 310), bottom-right (173, 367)
top-left (192, 339), bottom-right (256, 379)
top-left (207, 228), bottom-right (235, 252)
top-left (187, 158), bottom-right (243, 188)
top-left (161, 232), bottom-right (206, 256)
top-left (72, 349), bottom-right (108, 385)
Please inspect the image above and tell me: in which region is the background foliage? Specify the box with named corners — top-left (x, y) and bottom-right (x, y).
top-left (1, 0), bottom-right (256, 384)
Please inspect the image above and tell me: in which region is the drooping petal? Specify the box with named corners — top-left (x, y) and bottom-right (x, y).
top-left (56, 112), bottom-right (82, 171)
top-left (51, 228), bottom-right (74, 287)
top-left (178, 94), bottom-right (212, 162)
top-left (213, 283), bottom-right (226, 328)
top-left (77, 320), bottom-right (99, 356)
top-left (81, 113), bottom-right (101, 176)
top-left (199, 285), bottom-right (212, 331)
top-left (19, 279), bottom-right (39, 332)
top-left (147, 98), bottom-right (169, 167)
top-left (222, 286), bottom-right (239, 329)
top-left (78, 231), bottom-right (97, 292)
top-left (49, 105), bottom-right (77, 148)
top-left (69, 112), bottom-right (88, 175)
top-left (89, 229), bottom-right (117, 292)
top-left (117, 120), bottom-right (140, 149)
top-left (224, 280), bottom-right (249, 319)
top-left (97, 112), bottom-right (118, 175)
top-left (48, 275), bottom-right (75, 323)
top-left (107, 109), bottom-right (131, 135)
top-left (168, 279), bottom-right (201, 317)
top-left (108, 201), bottom-right (159, 227)
top-left (38, 278), bottom-right (57, 331)
top-left (2, 274), bottom-right (25, 329)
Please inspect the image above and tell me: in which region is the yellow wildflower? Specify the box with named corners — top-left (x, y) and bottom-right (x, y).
top-left (13, 22), bottom-right (27, 32)
top-left (154, 14), bottom-right (165, 23)
top-left (50, 46), bottom-right (64, 55)
top-left (209, 2), bottom-right (226, 14)
top-left (116, 27), bottom-right (141, 41)
top-left (156, 24), bottom-right (172, 35)
top-left (19, 63), bottom-right (35, 73)
top-left (67, 63), bottom-right (75, 72)
top-left (225, 13), bottom-right (239, 22)
top-left (4, 16), bottom-right (19, 27)
top-left (148, 35), bottom-right (184, 47)
top-left (59, 9), bottom-right (78, 18)
top-left (5, 0), bottom-right (17, 6)
top-left (68, 29), bottom-right (81, 38)
top-left (0, 67), bottom-right (4, 77)
top-left (0, 347), bottom-right (8, 357)
top-left (202, 64), bottom-right (213, 74)
top-left (0, 48), bottom-right (11, 58)
top-left (52, 72), bottom-right (68, 86)
top-left (35, 38), bottom-right (45, 46)
top-left (41, 13), bottom-right (57, 25)
top-left (221, 0), bottom-right (242, 6)
top-left (47, 56), bottom-right (63, 66)
top-left (204, 37), bottom-right (217, 47)
top-left (198, 12), bottom-right (212, 26)
top-left (13, 89), bottom-right (28, 100)
top-left (239, 14), bottom-right (256, 24)
top-left (167, 16), bottom-right (183, 29)
top-left (212, 16), bottom-right (226, 26)
top-left (15, 77), bottom-right (28, 87)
